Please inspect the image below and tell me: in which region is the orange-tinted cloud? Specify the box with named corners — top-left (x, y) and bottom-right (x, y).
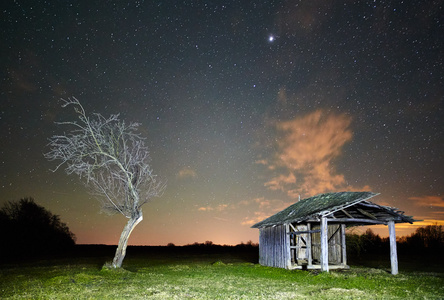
top-left (263, 109), bottom-right (364, 197)
top-left (177, 167), bottom-right (197, 179)
top-left (365, 219), bottom-right (444, 238)
top-left (241, 211), bottom-right (270, 226)
top-left (198, 197), bottom-right (294, 227)
top-left (240, 198), bottom-right (294, 226)
top-left (198, 204), bottom-right (228, 212)
top-left (255, 159), bottom-right (276, 170)
top-left (409, 195), bottom-right (444, 208)
top-left (276, 110), bottom-right (352, 168)
top-left (264, 173), bottom-right (296, 191)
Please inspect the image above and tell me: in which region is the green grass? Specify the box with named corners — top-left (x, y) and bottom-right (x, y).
top-left (1, 252), bottom-right (443, 299)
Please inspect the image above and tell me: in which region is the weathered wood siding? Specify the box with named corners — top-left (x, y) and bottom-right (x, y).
top-left (289, 225), bottom-right (308, 264)
top-left (311, 224), bottom-right (342, 264)
top-left (258, 225), bottom-right (290, 268)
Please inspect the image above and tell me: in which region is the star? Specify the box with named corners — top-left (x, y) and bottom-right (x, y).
top-left (268, 35), bottom-right (275, 42)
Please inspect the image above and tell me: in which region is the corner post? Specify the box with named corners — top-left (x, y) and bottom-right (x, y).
top-left (341, 223), bottom-right (347, 267)
top-left (388, 220), bottom-right (398, 275)
top-left (285, 223), bottom-right (292, 269)
top-left (307, 223), bottom-right (313, 267)
top-left (320, 216), bottom-right (329, 272)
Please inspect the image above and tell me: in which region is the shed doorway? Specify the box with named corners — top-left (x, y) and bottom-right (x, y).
top-left (287, 223), bottom-right (348, 270)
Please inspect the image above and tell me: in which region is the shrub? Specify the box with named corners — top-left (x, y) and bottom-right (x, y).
top-left (0, 197), bottom-right (76, 260)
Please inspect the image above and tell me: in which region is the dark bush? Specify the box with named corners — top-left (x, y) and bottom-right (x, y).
top-left (0, 197), bottom-right (76, 260)
top-left (347, 229), bottom-right (384, 256)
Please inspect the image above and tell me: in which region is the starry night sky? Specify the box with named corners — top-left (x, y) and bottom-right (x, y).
top-left (1, 1), bottom-right (443, 246)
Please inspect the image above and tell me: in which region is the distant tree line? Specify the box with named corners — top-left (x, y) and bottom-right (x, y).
top-left (0, 198), bottom-right (76, 261)
top-left (346, 225), bottom-right (444, 256)
top-left (160, 240), bottom-right (259, 262)
top-left (397, 224), bottom-right (444, 252)
top-left (164, 240), bottom-right (258, 253)
top-left (182, 240), bottom-right (258, 248)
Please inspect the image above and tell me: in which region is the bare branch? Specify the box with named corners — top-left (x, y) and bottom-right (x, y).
top-left (45, 97), bottom-right (166, 218)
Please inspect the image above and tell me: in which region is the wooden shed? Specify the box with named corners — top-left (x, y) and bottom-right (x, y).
top-left (251, 192), bottom-right (415, 275)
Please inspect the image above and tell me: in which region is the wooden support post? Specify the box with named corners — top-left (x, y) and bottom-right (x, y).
top-left (307, 223), bottom-right (312, 266)
top-left (341, 224), bottom-right (347, 266)
top-left (388, 221), bottom-right (398, 275)
top-left (320, 217), bottom-right (329, 272)
top-left (285, 224), bottom-right (292, 269)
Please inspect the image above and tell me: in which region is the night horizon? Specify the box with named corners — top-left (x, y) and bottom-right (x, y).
top-left (1, 1), bottom-right (442, 246)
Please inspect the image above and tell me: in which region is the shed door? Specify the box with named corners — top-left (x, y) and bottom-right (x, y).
top-left (311, 224), bottom-right (342, 264)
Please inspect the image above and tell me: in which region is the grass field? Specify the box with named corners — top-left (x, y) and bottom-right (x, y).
top-left (1, 246), bottom-right (443, 299)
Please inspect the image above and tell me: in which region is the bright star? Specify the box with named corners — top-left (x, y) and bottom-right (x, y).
top-left (268, 35), bottom-right (275, 42)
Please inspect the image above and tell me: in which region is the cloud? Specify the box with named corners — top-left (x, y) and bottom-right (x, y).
top-left (244, 109), bottom-right (373, 227)
top-left (390, 219), bottom-right (444, 230)
top-left (240, 197), bottom-right (294, 226)
top-left (275, 110), bottom-right (352, 170)
top-left (213, 216), bottom-right (230, 222)
top-left (264, 173), bottom-right (296, 191)
top-left (241, 198), bottom-right (294, 226)
top-left (241, 211), bottom-right (270, 226)
top-left (410, 195), bottom-right (444, 208)
top-left (255, 159), bottom-right (275, 170)
top-left (176, 167), bottom-right (197, 179)
top-left (198, 197), bottom-right (294, 227)
top-left (198, 204), bottom-right (228, 212)
top-left (263, 109), bottom-right (362, 197)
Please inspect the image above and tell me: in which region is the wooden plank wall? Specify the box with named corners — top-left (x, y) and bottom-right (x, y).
top-left (328, 224), bottom-right (342, 264)
top-left (311, 224), bottom-right (342, 264)
top-left (259, 223), bottom-right (346, 269)
top-left (259, 225), bottom-right (289, 268)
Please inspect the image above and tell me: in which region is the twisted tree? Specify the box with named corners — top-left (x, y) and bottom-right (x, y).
top-left (45, 97), bottom-right (165, 267)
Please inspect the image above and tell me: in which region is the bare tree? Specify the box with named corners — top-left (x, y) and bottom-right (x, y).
top-left (45, 97), bottom-right (165, 268)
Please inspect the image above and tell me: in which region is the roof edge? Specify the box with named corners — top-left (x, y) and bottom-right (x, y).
top-left (251, 191), bottom-right (379, 228)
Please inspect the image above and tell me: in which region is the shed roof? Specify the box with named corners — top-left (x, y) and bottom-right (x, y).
top-left (251, 191), bottom-right (415, 228)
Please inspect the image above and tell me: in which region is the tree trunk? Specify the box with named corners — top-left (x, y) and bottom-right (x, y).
top-left (112, 210), bottom-right (143, 268)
